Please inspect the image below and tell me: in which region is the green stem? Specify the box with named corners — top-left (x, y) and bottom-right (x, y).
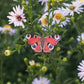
top-left (0, 55), bottom-right (3, 84)
top-left (42, 53), bottom-right (46, 65)
top-left (29, 0), bottom-right (33, 25)
top-left (72, 20), bottom-right (81, 35)
top-left (33, 70), bottom-right (41, 78)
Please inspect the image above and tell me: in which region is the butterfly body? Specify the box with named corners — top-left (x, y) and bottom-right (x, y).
top-left (25, 34), bottom-right (61, 53)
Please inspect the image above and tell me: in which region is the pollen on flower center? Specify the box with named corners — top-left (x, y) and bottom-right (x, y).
top-left (16, 15), bottom-right (22, 21)
top-left (40, 82), bottom-right (43, 84)
top-left (79, 0), bottom-right (84, 1)
top-left (42, 17), bottom-right (48, 25)
top-left (54, 13), bottom-right (62, 20)
top-left (4, 25), bottom-right (11, 29)
top-left (5, 52), bottom-right (8, 54)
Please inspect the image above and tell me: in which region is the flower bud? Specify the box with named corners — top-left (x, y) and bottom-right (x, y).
top-left (48, 0), bottom-right (52, 3)
top-left (47, 1), bottom-right (51, 8)
top-left (62, 57), bottom-right (67, 62)
top-left (18, 72), bottom-right (22, 77)
top-left (36, 63), bottom-right (41, 67)
top-left (7, 82), bottom-right (11, 84)
top-left (61, 16), bottom-right (66, 22)
top-left (22, 0), bottom-right (26, 5)
top-left (81, 40), bottom-right (84, 45)
top-left (71, 16), bottom-right (75, 21)
top-left (49, 73), bottom-right (53, 78)
top-left (22, 0), bottom-right (27, 7)
top-left (17, 78), bottom-right (22, 82)
top-left (56, 47), bottom-right (61, 51)
top-left (7, 46), bottom-right (10, 50)
top-left (24, 57), bottom-right (28, 65)
top-left (38, 25), bottom-right (42, 28)
top-left (58, 0), bottom-right (63, 2)
top-left (41, 66), bottom-right (47, 72)
top-left (67, 50), bottom-right (72, 55)
top-left (4, 50), bottom-right (11, 56)
top-left (52, 0), bottom-right (57, 7)
top-left (75, 79), bottom-right (79, 83)
top-left (29, 60), bottom-right (35, 66)
top-left (68, 6), bottom-right (74, 10)
top-left (69, 37), bottom-right (74, 42)
top-left (23, 38), bottom-right (27, 43)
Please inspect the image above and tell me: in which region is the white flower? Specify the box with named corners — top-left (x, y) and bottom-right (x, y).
top-left (38, 0), bottom-right (48, 5)
top-left (42, 28), bottom-right (48, 31)
top-left (0, 25), bottom-right (16, 36)
top-left (7, 5), bottom-right (26, 28)
top-left (77, 33), bottom-right (84, 41)
top-left (58, 17), bottom-right (70, 27)
top-left (52, 8), bottom-right (70, 27)
top-left (77, 60), bottom-right (84, 81)
top-left (76, 0), bottom-right (84, 2)
top-left (39, 13), bottom-right (48, 27)
top-left (63, 1), bottom-right (84, 16)
top-left (32, 77), bottom-right (50, 84)
top-left (26, 1), bottom-right (29, 4)
top-left (13, 0), bottom-right (17, 1)
top-left (44, 2), bottom-right (48, 12)
top-left (29, 60), bottom-right (35, 66)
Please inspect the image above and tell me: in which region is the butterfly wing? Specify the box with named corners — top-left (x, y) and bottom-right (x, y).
top-left (25, 34), bottom-right (42, 53)
top-left (43, 35), bottom-right (61, 53)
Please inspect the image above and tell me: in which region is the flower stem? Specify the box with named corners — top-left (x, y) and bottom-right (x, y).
top-left (0, 55), bottom-right (3, 84)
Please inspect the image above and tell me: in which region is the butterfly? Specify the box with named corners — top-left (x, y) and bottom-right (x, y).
top-left (25, 34), bottom-right (61, 53)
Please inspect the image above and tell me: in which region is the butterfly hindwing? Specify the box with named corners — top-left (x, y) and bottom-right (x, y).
top-left (43, 40), bottom-right (54, 53)
top-left (43, 35), bottom-right (61, 53)
top-left (25, 34), bottom-right (42, 52)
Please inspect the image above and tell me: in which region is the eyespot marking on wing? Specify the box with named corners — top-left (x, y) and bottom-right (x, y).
top-left (25, 34), bottom-right (31, 40)
top-left (31, 43), bottom-right (37, 49)
top-left (47, 43), bottom-right (54, 50)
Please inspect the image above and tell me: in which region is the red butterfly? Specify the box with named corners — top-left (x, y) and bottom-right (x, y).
top-left (25, 34), bottom-right (61, 53)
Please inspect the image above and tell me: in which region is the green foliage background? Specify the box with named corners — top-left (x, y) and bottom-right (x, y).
top-left (0, 0), bottom-right (84, 84)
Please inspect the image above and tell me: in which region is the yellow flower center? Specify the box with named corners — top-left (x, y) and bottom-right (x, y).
top-left (4, 25), bottom-right (11, 29)
top-left (40, 82), bottom-right (43, 84)
top-left (41, 17), bottom-right (48, 25)
top-left (54, 13), bottom-right (62, 20)
top-left (79, 0), bottom-right (84, 1)
top-left (5, 52), bottom-right (8, 55)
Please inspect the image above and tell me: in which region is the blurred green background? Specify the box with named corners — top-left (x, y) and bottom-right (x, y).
top-left (0, 0), bottom-right (84, 84)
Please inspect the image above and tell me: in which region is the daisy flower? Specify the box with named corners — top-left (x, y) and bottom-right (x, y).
top-left (63, 1), bottom-right (84, 16)
top-left (77, 33), bottom-right (84, 41)
top-left (32, 77), bottom-right (50, 84)
top-left (0, 25), bottom-right (16, 36)
top-left (76, 0), bottom-right (84, 2)
top-left (29, 60), bottom-right (35, 66)
top-left (77, 60), bottom-right (84, 81)
top-left (39, 13), bottom-right (48, 27)
top-left (44, 2), bottom-right (48, 12)
top-left (38, 0), bottom-right (48, 5)
top-left (52, 7), bottom-right (70, 27)
top-left (7, 5), bottom-right (26, 28)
